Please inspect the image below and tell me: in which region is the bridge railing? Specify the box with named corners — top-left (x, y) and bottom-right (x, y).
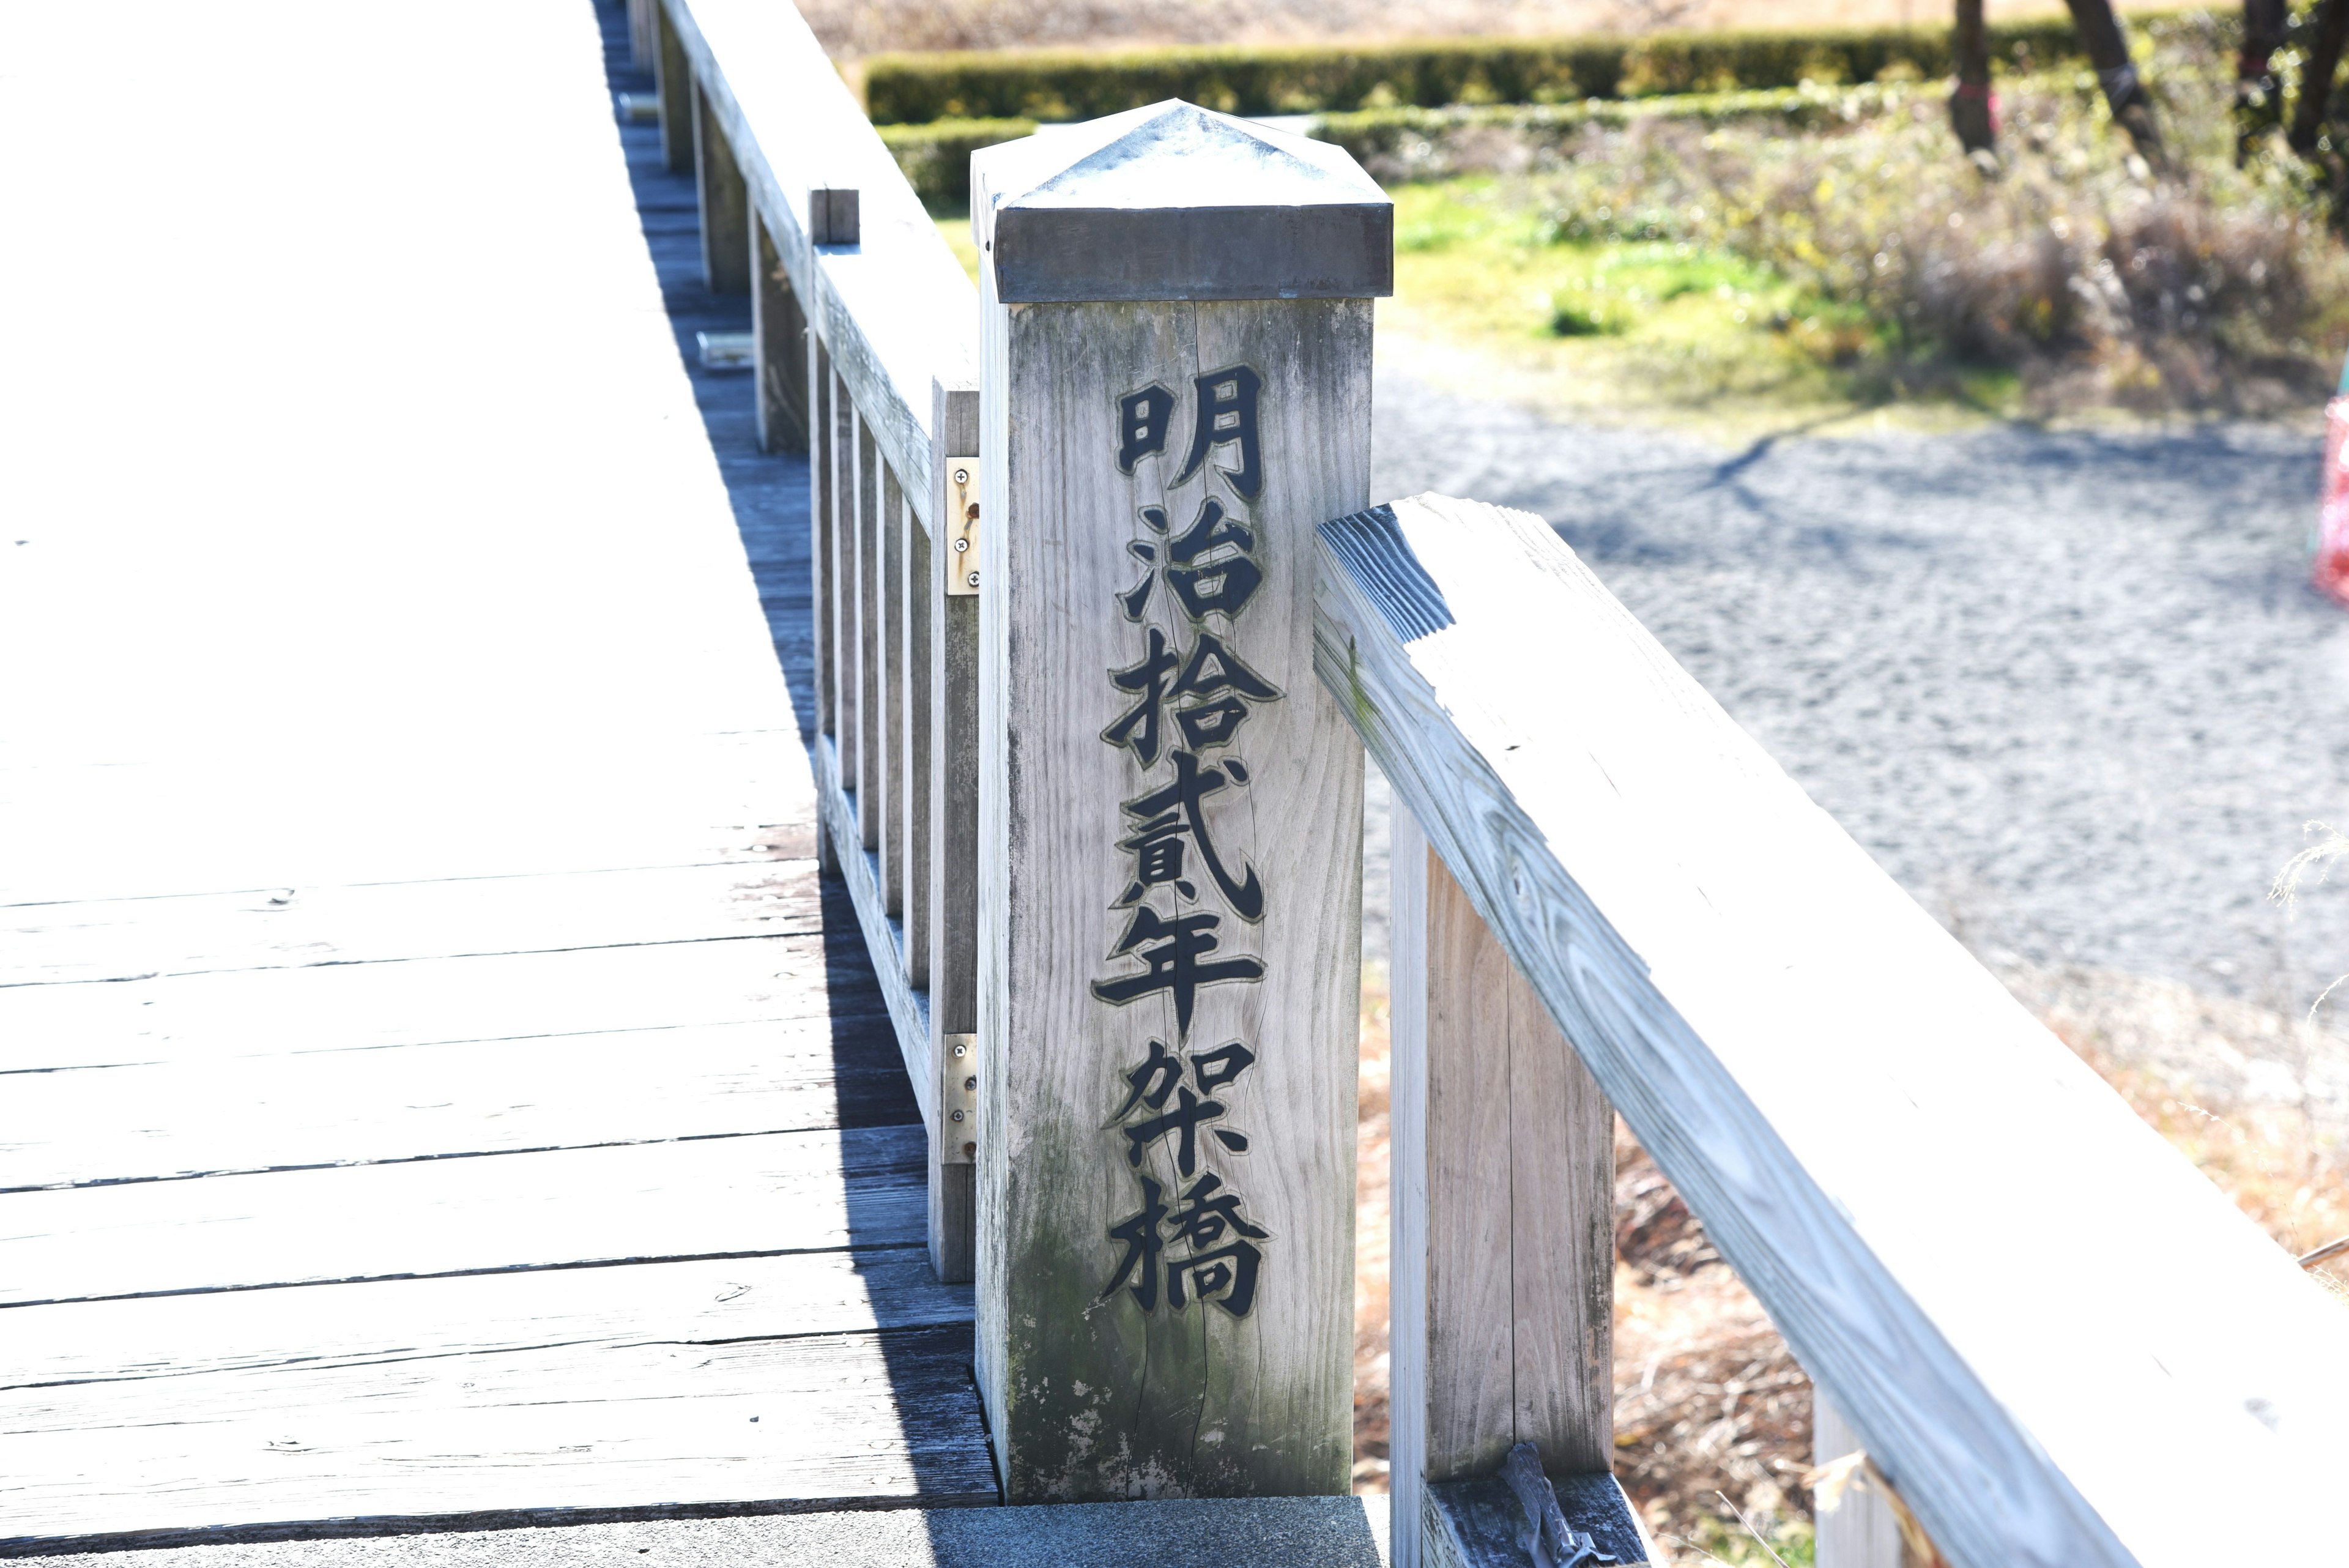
top-left (633, 6), bottom-right (2347, 1562)
top-left (642, 0), bottom-right (985, 1279)
top-left (1318, 492), bottom-right (2349, 1568)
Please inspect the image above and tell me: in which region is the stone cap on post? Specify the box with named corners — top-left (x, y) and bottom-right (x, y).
top-left (970, 100), bottom-right (1394, 303)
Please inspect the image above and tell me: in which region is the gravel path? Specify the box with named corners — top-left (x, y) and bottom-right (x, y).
top-left (1367, 376), bottom-right (2349, 1035)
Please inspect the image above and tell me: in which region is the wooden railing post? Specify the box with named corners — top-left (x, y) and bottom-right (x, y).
top-left (807, 336), bottom-right (837, 877)
top-left (653, 0), bottom-right (691, 176)
top-left (626, 0), bottom-right (655, 74)
top-left (1815, 1397), bottom-right (1918, 1568)
top-left (690, 81), bottom-right (749, 293)
top-left (1389, 804), bottom-right (1646, 1567)
top-left (927, 374), bottom-right (980, 1282)
top-left (751, 212), bottom-right (808, 453)
top-left (970, 103), bottom-right (1391, 1501)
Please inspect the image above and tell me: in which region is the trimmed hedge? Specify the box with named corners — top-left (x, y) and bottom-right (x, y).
top-left (1309, 80), bottom-right (1930, 169)
top-left (878, 71), bottom-right (2124, 203)
top-left (861, 15), bottom-right (2173, 125)
top-left (877, 117), bottom-right (1037, 206)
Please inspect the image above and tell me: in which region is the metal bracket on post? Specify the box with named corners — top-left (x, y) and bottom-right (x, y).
top-left (944, 457), bottom-right (981, 596)
top-left (941, 1032), bottom-right (978, 1162)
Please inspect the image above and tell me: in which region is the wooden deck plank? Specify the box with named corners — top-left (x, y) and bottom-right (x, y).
top-left (0, 0), bottom-right (989, 1539)
top-left (0, 935), bottom-right (880, 1074)
top-left (0, 1326), bottom-right (996, 1548)
top-left (0, 1016), bottom-right (916, 1194)
top-left (0, 729), bottom-right (815, 907)
top-left (2, 1250), bottom-right (968, 1389)
top-left (0, 1128), bottom-right (926, 1307)
top-left (0, 861), bottom-right (826, 989)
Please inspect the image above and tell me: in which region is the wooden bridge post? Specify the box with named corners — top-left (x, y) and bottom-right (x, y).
top-left (968, 103), bottom-right (1391, 1501)
top-left (691, 81), bottom-right (749, 294)
top-left (751, 212), bottom-right (807, 453)
top-left (1388, 803), bottom-right (1632, 1567)
top-left (653, 0), bottom-right (691, 176)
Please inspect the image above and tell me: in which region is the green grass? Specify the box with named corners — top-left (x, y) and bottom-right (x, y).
top-left (1377, 179), bottom-right (2000, 430)
top-left (936, 177), bottom-right (2022, 433)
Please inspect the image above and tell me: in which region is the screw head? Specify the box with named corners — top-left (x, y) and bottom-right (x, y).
top-left (953, 537), bottom-right (969, 553)
top-left (965, 570), bottom-right (980, 589)
top-left (951, 1109), bottom-right (965, 1122)
top-left (965, 1076), bottom-right (977, 1091)
top-left (963, 1141), bottom-right (977, 1157)
top-left (953, 467), bottom-right (969, 486)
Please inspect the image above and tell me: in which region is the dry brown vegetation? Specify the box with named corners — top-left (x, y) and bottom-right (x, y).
top-left (1349, 959), bottom-right (2349, 1562)
top-left (807, 0), bottom-right (2179, 62)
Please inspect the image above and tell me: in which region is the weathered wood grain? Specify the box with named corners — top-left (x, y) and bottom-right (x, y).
top-left (0, 1126), bottom-right (926, 1307)
top-left (1815, 1397), bottom-right (1915, 1568)
top-left (902, 472), bottom-right (933, 990)
top-left (817, 740), bottom-right (932, 1129)
top-left (655, 0), bottom-right (691, 174)
top-left (0, 861), bottom-right (824, 989)
top-left (927, 378), bottom-right (982, 1285)
top-left (856, 420), bottom-right (883, 854)
top-left (1313, 493), bottom-right (2349, 1568)
top-left (811, 336), bottom-right (838, 771)
top-left (833, 384), bottom-right (861, 798)
top-left (877, 464), bottom-right (904, 890)
top-left (973, 158), bottom-right (1371, 1489)
top-left (3, 1249), bottom-right (968, 1389)
top-left (655, 0), bottom-right (975, 521)
top-left (0, 935), bottom-right (872, 1074)
top-left (1, 0), bottom-right (982, 1540)
top-left (0, 1325), bottom-right (995, 1548)
top-left (691, 79), bottom-right (749, 292)
top-left (752, 212), bottom-right (809, 455)
top-left (1388, 807), bottom-right (1614, 1568)
top-left (0, 1016), bottom-right (913, 1194)
top-left (0, 728), bottom-right (815, 907)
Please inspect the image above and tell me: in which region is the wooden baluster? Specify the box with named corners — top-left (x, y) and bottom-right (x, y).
top-left (1389, 803), bottom-right (1638, 1567)
top-left (690, 82), bottom-right (749, 294)
top-left (855, 420), bottom-right (882, 852)
top-left (902, 471), bottom-right (932, 986)
top-left (751, 213), bottom-right (808, 455)
top-left (807, 338), bottom-right (837, 877)
top-left (877, 465), bottom-right (904, 915)
top-left (927, 376), bottom-right (980, 1284)
top-left (969, 106), bottom-right (1387, 1499)
top-left (1816, 1397), bottom-right (1920, 1568)
top-left (831, 381), bottom-right (859, 802)
top-left (627, 0), bottom-right (654, 72)
top-left (653, 0), bottom-right (690, 176)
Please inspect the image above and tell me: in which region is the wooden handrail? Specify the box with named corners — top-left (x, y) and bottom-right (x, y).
top-left (1314, 492), bottom-right (2349, 1568)
top-left (658, 0), bottom-right (973, 522)
top-left (653, 0), bottom-right (984, 1279)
